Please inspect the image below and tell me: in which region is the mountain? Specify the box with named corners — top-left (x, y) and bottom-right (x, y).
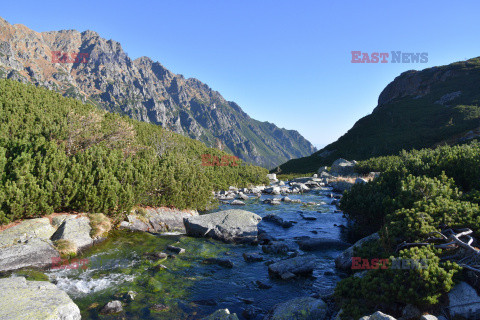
top-left (0, 17), bottom-right (315, 169)
top-left (275, 57), bottom-right (480, 173)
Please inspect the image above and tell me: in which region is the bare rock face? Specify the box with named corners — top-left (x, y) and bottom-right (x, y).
top-left (0, 218), bottom-right (55, 248)
top-left (0, 17), bottom-right (315, 168)
top-left (0, 277), bottom-right (81, 320)
top-left (330, 158), bottom-right (356, 176)
top-left (120, 207), bottom-right (198, 233)
top-left (448, 281), bottom-right (480, 319)
top-left (51, 216), bottom-right (93, 252)
top-left (183, 209), bottom-right (262, 244)
top-left (0, 238), bottom-right (60, 272)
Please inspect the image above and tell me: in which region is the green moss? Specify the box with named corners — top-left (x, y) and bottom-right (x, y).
top-left (13, 270), bottom-right (49, 282)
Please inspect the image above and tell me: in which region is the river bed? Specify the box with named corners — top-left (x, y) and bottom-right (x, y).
top-left (36, 187), bottom-right (347, 319)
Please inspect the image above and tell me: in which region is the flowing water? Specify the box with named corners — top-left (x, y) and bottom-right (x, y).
top-left (18, 187), bottom-right (349, 319)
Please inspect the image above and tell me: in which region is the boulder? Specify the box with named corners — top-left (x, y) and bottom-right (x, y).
top-left (262, 241), bottom-right (298, 255)
top-left (335, 233), bottom-right (380, 270)
top-left (237, 193), bottom-right (249, 200)
top-left (0, 277), bottom-right (80, 320)
top-left (121, 207), bottom-right (198, 233)
top-left (264, 186), bottom-right (281, 195)
top-left (297, 238), bottom-right (350, 251)
top-left (0, 238), bottom-right (60, 272)
top-left (202, 308), bottom-right (239, 320)
top-left (448, 281), bottom-right (480, 318)
top-left (100, 300), bottom-right (123, 314)
top-left (203, 258), bottom-right (234, 268)
top-left (183, 209), bottom-right (262, 244)
top-left (51, 216), bottom-right (93, 252)
top-left (231, 200), bottom-right (246, 206)
top-left (359, 311), bottom-right (396, 320)
top-left (263, 199), bottom-right (282, 205)
top-left (243, 252), bottom-right (264, 262)
top-left (265, 297), bottom-right (327, 320)
top-left (329, 180), bottom-right (354, 193)
top-left (0, 218), bottom-right (55, 248)
top-left (268, 255), bottom-right (316, 278)
top-left (330, 158), bottom-right (356, 176)
top-left (51, 215), bottom-right (70, 228)
top-left (263, 214), bottom-right (294, 228)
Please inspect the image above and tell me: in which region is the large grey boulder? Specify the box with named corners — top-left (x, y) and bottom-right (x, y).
top-left (51, 216), bottom-right (93, 252)
top-left (0, 277), bottom-right (81, 320)
top-left (0, 238), bottom-right (60, 272)
top-left (202, 308), bottom-right (239, 320)
top-left (120, 207), bottom-right (198, 233)
top-left (330, 158), bottom-right (356, 176)
top-left (329, 180), bottom-right (354, 193)
top-left (359, 311), bottom-right (397, 320)
top-left (184, 209), bottom-right (262, 244)
top-left (268, 255), bottom-right (316, 278)
top-left (265, 297), bottom-right (327, 320)
top-left (0, 218), bottom-right (55, 249)
top-left (335, 233), bottom-right (380, 270)
top-left (448, 281), bottom-right (480, 318)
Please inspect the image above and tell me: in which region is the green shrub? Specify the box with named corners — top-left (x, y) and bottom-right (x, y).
top-left (0, 79), bottom-right (269, 224)
top-left (335, 246), bottom-right (461, 319)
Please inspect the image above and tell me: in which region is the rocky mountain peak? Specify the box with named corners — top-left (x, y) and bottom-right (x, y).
top-left (0, 16), bottom-right (316, 168)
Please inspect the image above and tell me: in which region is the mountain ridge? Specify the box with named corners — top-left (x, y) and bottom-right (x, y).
top-left (274, 56), bottom-right (480, 173)
top-left (0, 16), bottom-right (316, 169)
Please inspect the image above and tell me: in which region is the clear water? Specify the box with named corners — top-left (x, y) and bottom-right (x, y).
top-left (37, 187), bottom-right (348, 319)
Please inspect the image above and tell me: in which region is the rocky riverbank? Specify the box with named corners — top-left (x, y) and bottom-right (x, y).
top-left (0, 163), bottom-right (376, 320)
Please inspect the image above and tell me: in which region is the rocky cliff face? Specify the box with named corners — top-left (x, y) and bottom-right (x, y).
top-left (0, 17), bottom-right (315, 168)
top-left (275, 57), bottom-right (480, 173)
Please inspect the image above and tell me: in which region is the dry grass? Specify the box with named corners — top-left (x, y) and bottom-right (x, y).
top-left (54, 239), bottom-right (77, 258)
top-left (330, 175), bottom-right (374, 183)
top-left (88, 213), bottom-right (112, 238)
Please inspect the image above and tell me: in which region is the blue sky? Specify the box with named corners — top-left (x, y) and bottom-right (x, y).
top-left (3, 1), bottom-right (480, 148)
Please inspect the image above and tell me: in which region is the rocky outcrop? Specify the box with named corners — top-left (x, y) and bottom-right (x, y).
top-left (0, 17), bottom-right (316, 168)
top-left (265, 297), bottom-right (327, 320)
top-left (335, 233), bottom-right (380, 270)
top-left (330, 159), bottom-right (356, 176)
top-left (51, 216), bottom-right (93, 252)
top-left (0, 218), bottom-right (55, 248)
top-left (183, 209), bottom-right (262, 244)
top-left (120, 207), bottom-right (198, 233)
top-left (0, 277), bottom-right (81, 320)
top-left (0, 238), bottom-right (59, 272)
